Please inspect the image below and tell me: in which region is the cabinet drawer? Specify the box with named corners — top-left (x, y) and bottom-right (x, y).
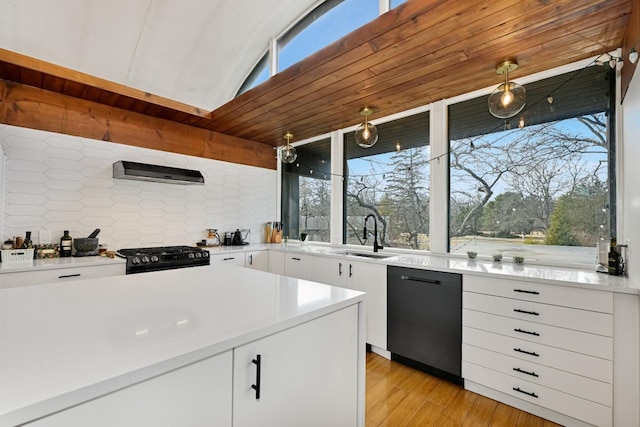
top-left (284, 254), bottom-right (313, 281)
top-left (463, 292), bottom-right (613, 337)
top-left (210, 253), bottom-right (245, 266)
top-left (463, 327), bottom-right (612, 383)
top-left (463, 344), bottom-right (612, 406)
top-left (0, 263), bottom-right (125, 288)
top-left (463, 309), bottom-right (612, 360)
top-left (463, 361), bottom-right (612, 427)
top-left (463, 275), bottom-right (613, 314)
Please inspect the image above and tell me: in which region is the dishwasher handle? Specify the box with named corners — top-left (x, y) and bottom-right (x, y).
top-left (400, 275), bottom-right (441, 285)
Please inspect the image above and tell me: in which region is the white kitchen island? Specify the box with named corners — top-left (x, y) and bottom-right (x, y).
top-left (0, 264), bottom-right (366, 427)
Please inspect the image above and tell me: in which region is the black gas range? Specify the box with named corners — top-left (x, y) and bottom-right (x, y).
top-left (116, 245), bottom-right (210, 274)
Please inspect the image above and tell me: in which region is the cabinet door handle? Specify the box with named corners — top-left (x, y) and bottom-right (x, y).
top-left (339, 262), bottom-right (342, 276)
top-left (513, 387), bottom-right (538, 399)
top-left (513, 308), bottom-right (539, 316)
top-left (223, 257), bottom-right (235, 261)
top-left (514, 348), bottom-right (539, 357)
top-left (58, 273), bottom-right (81, 279)
top-left (514, 328), bottom-right (540, 337)
top-left (292, 257), bottom-right (301, 261)
top-left (513, 367), bottom-right (539, 377)
top-left (251, 354), bottom-right (261, 400)
top-left (513, 289), bottom-right (539, 295)
top-left (400, 275), bottom-right (441, 285)
top-left (249, 254), bottom-right (253, 265)
top-left (349, 264), bottom-right (353, 277)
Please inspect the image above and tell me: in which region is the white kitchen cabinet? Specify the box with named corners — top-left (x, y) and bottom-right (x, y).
top-left (0, 263), bottom-right (125, 289)
top-left (209, 252), bottom-right (245, 267)
top-left (345, 259), bottom-right (387, 351)
top-left (26, 351), bottom-right (233, 427)
top-left (283, 253), bottom-right (313, 280)
top-left (462, 274), bottom-right (615, 427)
top-left (245, 250), bottom-right (268, 272)
top-left (268, 250), bottom-right (285, 275)
top-left (233, 305), bottom-right (359, 427)
top-left (311, 255), bottom-right (347, 287)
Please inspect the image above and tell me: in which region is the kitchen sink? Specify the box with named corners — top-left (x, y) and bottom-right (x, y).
top-left (330, 250), bottom-right (394, 260)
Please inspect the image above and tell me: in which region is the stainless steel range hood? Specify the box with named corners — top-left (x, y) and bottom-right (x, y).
top-left (113, 161), bottom-right (205, 185)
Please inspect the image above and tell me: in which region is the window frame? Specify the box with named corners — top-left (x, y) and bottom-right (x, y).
top-left (277, 56), bottom-right (620, 268)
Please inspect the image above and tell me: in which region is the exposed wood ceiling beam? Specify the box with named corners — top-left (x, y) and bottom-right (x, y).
top-left (0, 80), bottom-right (276, 169)
top-left (0, 48), bottom-right (210, 118)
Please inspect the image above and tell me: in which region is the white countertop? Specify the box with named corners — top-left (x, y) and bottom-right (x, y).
top-left (0, 254), bottom-right (125, 273)
top-left (262, 243), bottom-right (640, 294)
top-left (0, 264), bottom-right (364, 426)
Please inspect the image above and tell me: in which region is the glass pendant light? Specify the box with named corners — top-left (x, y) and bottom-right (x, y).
top-left (279, 132), bottom-right (297, 164)
top-left (488, 60), bottom-right (526, 119)
top-left (354, 107), bottom-right (379, 148)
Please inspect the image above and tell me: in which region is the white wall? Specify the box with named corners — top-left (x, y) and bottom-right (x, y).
top-left (622, 72), bottom-right (640, 282)
top-left (0, 124), bottom-right (277, 250)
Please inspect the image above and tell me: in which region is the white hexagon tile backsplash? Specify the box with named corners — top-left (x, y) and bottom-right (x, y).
top-left (0, 124), bottom-right (277, 250)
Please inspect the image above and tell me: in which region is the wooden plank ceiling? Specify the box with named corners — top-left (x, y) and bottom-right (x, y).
top-left (0, 0), bottom-right (633, 154)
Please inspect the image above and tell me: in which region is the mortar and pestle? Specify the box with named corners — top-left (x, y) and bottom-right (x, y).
top-left (74, 228), bottom-right (100, 257)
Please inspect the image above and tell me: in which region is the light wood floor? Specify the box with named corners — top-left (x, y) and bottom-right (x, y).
top-left (366, 352), bottom-right (562, 427)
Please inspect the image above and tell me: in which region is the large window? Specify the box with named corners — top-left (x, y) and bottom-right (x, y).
top-left (237, 0), bottom-right (405, 94)
top-left (282, 138), bottom-right (332, 242)
top-left (448, 66), bottom-right (615, 264)
top-left (345, 112), bottom-right (430, 250)
top-left (278, 0), bottom-right (378, 72)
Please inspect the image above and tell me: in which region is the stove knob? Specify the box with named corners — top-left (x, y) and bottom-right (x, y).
top-left (195, 252), bottom-right (202, 258)
top-left (141, 256), bottom-right (150, 264)
top-left (132, 257), bottom-right (141, 265)
top-left (188, 252), bottom-right (195, 259)
top-left (202, 251), bottom-right (209, 258)
top-left (150, 255), bottom-right (159, 263)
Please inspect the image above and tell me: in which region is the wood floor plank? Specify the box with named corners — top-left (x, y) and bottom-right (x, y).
top-left (516, 411), bottom-right (545, 427)
top-left (366, 386), bottom-right (410, 426)
top-left (404, 399), bottom-right (448, 427)
top-left (376, 392), bottom-right (430, 427)
top-left (365, 353), bottom-right (561, 427)
top-left (487, 403), bottom-right (521, 427)
top-left (462, 394), bottom-right (499, 427)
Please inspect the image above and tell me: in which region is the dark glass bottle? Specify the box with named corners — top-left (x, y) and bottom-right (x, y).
top-left (608, 237), bottom-right (621, 276)
top-left (21, 231), bottom-right (33, 249)
top-left (60, 230), bottom-right (73, 257)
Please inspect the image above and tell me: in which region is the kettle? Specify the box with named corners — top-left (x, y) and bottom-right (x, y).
top-left (232, 229), bottom-right (244, 246)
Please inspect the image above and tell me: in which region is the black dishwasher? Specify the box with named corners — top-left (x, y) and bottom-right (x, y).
top-left (387, 266), bottom-right (462, 384)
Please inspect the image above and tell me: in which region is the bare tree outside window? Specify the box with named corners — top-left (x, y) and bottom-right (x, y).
top-left (449, 66), bottom-right (614, 264)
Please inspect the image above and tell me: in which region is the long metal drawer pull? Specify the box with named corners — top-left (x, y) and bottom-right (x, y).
top-left (223, 257), bottom-right (235, 261)
top-left (514, 328), bottom-right (540, 336)
top-left (251, 354), bottom-right (261, 400)
top-left (513, 387), bottom-right (538, 398)
top-left (513, 367), bottom-right (539, 377)
top-left (249, 254), bottom-right (253, 265)
top-left (514, 348), bottom-right (539, 357)
top-left (513, 308), bottom-right (539, 316)
top-left (513, 289), bottom-right (539, 295)
top-left (339, 262), bottom-right (343, 276)
top-left (292, 257), bottom-right (301, 261)
top-left (400, 275), bottom-right (441, 285)
top-left (349, 264), bottom-right (353, 277)
top-left (58, 273), bottom-right (81, 279)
